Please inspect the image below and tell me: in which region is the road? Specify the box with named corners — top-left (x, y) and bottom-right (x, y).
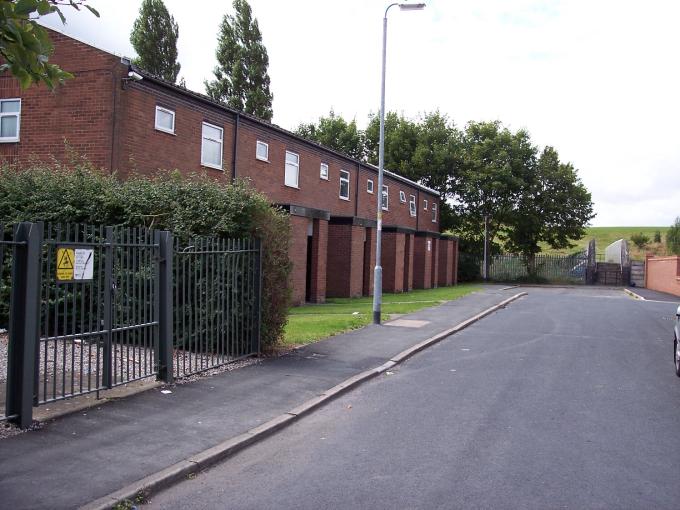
top-left (145, 288), bottom-right (680, 510)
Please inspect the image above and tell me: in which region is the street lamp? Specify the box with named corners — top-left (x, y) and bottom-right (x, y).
top-left (373, 2), bottom-right (426, 325)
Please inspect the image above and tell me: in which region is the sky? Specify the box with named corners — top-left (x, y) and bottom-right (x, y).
top-left (40, 0), bottom-right (680, 227)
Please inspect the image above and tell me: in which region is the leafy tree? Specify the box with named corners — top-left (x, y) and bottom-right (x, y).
top-left (205, 0), bottom-right (273, 121)
top-left (629, 232), bottom-right (650, 250)
top-left (653, 230), bottom-right (661, 243)
top-left (130, 0), bottom-right (180, 82)
top-left (365, 111), bottom-right (420, 175)
top-left (667, 217), bottom-right (680, 255)
top-left (295, 110), bottom-right (364, 160)
top-left (0, 0), bottom-right (99, 89)
top-left (503, 146), bottom-right (594, 275)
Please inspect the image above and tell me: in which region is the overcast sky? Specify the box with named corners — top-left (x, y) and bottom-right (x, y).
top-left (40, 0), bottom-right (680, 227)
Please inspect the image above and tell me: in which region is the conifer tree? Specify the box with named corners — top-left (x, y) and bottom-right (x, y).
top-left (130, 0), bottom-right (181, 83)
top-left (205, 0), bottom-right (273, 121)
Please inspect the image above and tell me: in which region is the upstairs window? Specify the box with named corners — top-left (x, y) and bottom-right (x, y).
top-left (201, 122), bottom-right (223, 169)
top-left (432, 203), bottom-right (437, 222)
top-left (320, 162), bottom-right (329, 180)
top-left (285, 151), bottom-right (299, 188)
top-left (154, 106), bottom-right (175, 134)
top-left (382, 185), bottom-right (389, 211)
top-left (367, 179), bottom-right (374, 194)
top-left (423, 199), bottom-right (428, 210)
top-left (256, 140), bottom-right (269, 161)
top-left (339, 170), bottom-right (350, 200)
top-left (409, 195), bottom-right (416, 217)
top-left (399, 190), bottom-right (406, 203)
top-left (0, 99), bottom-right (21, 142)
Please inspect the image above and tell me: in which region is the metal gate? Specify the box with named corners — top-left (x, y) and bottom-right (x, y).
top-left (36, 224), bottom-right (161, 405)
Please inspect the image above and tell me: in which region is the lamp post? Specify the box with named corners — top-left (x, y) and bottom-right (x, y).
top-left (373, 2), bottom-right (426, 325)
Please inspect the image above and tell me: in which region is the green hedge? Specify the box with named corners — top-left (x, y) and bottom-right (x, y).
top-left (0, 162), bottom-right (291, 347)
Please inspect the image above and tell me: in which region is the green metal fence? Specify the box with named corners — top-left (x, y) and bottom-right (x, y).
top-left (459, 252), bottom-right (589, 284)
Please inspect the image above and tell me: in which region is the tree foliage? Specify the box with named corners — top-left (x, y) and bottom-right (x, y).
top-left (667, 217), bottom-right (680, 255)
top-left (205, 0), bottom-right (273, 121)
top-left (629, 232), bottom-right (650, 250)
top-left (0, 161), bottom-right (291, 346)
top-left (0, 0), bottom-right (98, 89)
top-left (295, 110), bottom-right (364, 160)
top-left (130, 0), bottom-right (180, 83)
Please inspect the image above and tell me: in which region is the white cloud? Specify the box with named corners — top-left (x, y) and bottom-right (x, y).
top-left (39, 0), bottom-right (680, 226)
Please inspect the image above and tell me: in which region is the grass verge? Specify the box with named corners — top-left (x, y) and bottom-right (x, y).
top-left (283, 284), bottom-right (480, 346)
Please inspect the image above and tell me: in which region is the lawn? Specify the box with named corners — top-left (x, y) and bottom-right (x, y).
top-left (283, 284), bottom-right (480, 346)
top-left (540, 226), bottom-right (669, 260)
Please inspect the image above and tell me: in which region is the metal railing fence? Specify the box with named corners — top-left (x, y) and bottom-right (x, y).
top-left (460, 252), bottom-right (589, 284)
top-left (1, 222), bottom-right (262, 428)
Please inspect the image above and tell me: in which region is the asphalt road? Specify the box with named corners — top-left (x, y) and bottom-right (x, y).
top-left (145, 288), bottom-right (680, 510)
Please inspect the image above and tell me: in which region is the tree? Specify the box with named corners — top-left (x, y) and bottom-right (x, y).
top-left (205, 0), bottom-right (273, 121)
top-left (0, 0), bottom-right (99, 89)
top-left (130, 0), bottom-right (180, 83)
top-left (667, 217), bottom-right (680, 255)
top-left (654, 230), bottom-right (662, 243)
top-left (503, 146), bottom-right (594, 276)
top-left (630, 232), bottom-right (650, 250)
top-left (295, 110), bottom-right (364, 160)
top-left (364, 111), bottom-right (420, 176)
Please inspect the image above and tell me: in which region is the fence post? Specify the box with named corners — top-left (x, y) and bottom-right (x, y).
top-left (253, 237), bottom-right (263, 355)
top-left (6, 222), bottom-right (43, 428)
top-left (156, 230), bottom-right (174, 383)
top-left (102, 226), bottom-right (113, 389)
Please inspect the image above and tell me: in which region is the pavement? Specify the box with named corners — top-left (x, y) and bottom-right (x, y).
top-left (626, 286), bottom-right (680, 303)
top-left (0, 285), bottom-right (522, 510)
top-left (144, 287), bottom-right (680, 510)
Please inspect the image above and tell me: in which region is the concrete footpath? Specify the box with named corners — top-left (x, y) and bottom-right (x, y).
top-left (0, 286), bottom-right (522, 510)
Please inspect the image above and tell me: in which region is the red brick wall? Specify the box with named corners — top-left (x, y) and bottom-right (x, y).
top-left (452, 238), bottom-right (459, 285)
top-left (289, 216), bottom-right (310, 305)
top-left (403, 233), bottom-right (414, 291)
top-left (363, 227), bottom-right (376, 296)
top-left (438, 239), bottom-right (453, 286)
top-left (413, 236), bottom-right (434, 289)
top-left (645, 255), bottom-right (680, 297)
top-left (382, 232), bottom-right (406, 293)
top-left (0, 30), bottom-right (120, 169)
top-left (327, 224), bottom-right (365, 298)
top-left (309, 219), bottom-right (328, 303)
top-left (431, 238), bottom-right (440, 288)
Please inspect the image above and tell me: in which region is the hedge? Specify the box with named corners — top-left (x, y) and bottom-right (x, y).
top-left (0, 161), bottom-right (291, 347)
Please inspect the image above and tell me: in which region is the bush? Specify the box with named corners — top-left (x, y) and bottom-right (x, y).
top-left (668, 217), bottom-right (680, 255)
top-left (0, 162), bottom-right (291, 347)
top-left (629, 232), bottom-right (650, 250)
top-left (653, 230), bottom-right (662, 243)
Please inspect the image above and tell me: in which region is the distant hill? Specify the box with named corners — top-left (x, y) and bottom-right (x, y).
top-left (540, 226), bottom-right (669, 260)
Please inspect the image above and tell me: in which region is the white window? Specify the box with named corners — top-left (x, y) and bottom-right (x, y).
top-left (154, 106), bottom-right (175, 134)
top-left (285, 151), bottom-right (299, 188)
top-left (382, 185), bottom-right (389, 211)
top-left (432, 203), bottom-right (437, 222)
top-left (423, 199), bottom-right (428, 210)
top-left (256, 140), bottom-right (269, 161)
top-left (0, 98), bottom-right (21, 142)
top-left (320, 162), bottom-right (329, 180)
top-left (399, 190), bottom-right (406, 203)
top-left (367, 179), bottom-right (374, 194)
top-left (339, 170), bottom-right (350, 200)
top-left (409, 195), bottom-right (416, 217)
top-left (201, 122), bottom-right (223, 169)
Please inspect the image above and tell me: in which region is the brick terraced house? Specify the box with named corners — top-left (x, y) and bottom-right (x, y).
top-left (0, 29), bottom-right (458, 305)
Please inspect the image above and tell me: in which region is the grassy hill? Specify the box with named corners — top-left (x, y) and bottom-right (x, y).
top-left (540, 226), bottom-right (669, 260)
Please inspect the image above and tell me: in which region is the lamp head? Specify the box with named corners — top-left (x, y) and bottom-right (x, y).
top-left (399, 3), bottom-right (426, 10)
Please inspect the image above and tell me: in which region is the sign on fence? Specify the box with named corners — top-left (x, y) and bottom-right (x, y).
top-left (56, 246), bottom-right (94, 282)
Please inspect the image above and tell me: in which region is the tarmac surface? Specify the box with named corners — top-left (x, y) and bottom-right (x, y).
top-left (0, 285), bottom-right (513, 510)
top-left (144, 287), bottom-right (680, 510)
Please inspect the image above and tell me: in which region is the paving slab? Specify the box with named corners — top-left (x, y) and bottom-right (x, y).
top-left (0, 286), bottom-right (515, 510)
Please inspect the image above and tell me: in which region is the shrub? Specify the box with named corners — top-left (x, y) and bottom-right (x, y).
top-left (668, 217), bottom-right (680, 255)
top-left (653, 230), bottom-right (662, 243)
top-left (0, 162), bottom-right (291, 347)
top-left (629, 232), bottom-right (650, 250)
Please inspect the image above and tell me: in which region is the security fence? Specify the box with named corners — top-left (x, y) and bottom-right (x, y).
top-left (459, 252), bottom-right (589, 284)
top-left (0, 222), bottom-right (262, 427)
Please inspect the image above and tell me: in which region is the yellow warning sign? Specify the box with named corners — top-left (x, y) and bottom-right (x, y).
top-left (56, 248), bottom-right (75, 281)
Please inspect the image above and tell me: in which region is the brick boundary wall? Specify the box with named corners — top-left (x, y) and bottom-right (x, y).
top-left (645, 255), bottom-right (680, 297)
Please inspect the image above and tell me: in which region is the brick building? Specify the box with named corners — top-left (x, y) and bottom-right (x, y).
top-left (0, 29), bottom-right (458, 305)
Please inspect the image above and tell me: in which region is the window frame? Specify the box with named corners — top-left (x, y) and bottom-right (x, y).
top-left (0, 98), bottom-right (21, 143)
top-left (399, 190), bottom-right (406, 203)
top-left (423, 199), bottom-right (428, 211)
top-left (284, 150), bottom-right (300, 188)
top-left (200, 122), bottom-right (224, 170)
top-left (366, 179), bottom-right (374, 194)
top-left (339, 169), bottom-right (351, 201)
top-left (154, 106), bottom-right (175, 134)
top-left (256, 140), bottom-right (269, 162)
top-left (432, 203), bottom-right (437, 223)
top-left (381, 185), bottom-right (389, 211)
top-left (320, 162), bottom-right (329, 180)
top-left (409, 194), bottom-right (417, 217)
